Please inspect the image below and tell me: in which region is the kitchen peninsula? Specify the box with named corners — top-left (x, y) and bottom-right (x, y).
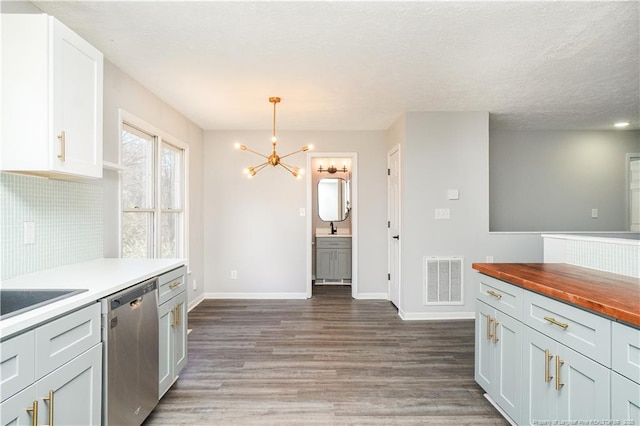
top-left (473, 261), bottom-right (640, 425)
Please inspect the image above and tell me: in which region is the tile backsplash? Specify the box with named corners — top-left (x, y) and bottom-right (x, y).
top-left (0, 172), bottom-right (103, 280)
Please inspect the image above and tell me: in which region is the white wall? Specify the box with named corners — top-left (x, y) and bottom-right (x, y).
top-left (102, 60), bottom-right (205, 307)
top-left (204, 130), bottom-right (388, 297)
top-left (394, 112), bottom-right (543, 319)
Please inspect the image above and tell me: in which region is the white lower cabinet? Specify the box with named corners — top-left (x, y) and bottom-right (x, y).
top-left (159, 289), bottom-right (188, 397)
top-left (476, 300), bottom-right (522, 424)
top-left (611, 371), bottom-right (640, 423)
top-left (0, 304), bottom-right (102, 426)
top-left (522, 322), bottom-right (610, 424)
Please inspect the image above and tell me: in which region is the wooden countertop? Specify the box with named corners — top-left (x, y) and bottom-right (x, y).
top-left (472, 263), bottom-right (640, 328)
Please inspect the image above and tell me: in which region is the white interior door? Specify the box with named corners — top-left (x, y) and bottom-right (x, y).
top-left (388, 146), bottom-right (400, 308)
top-left (630, 157), bottom-right (640, 231)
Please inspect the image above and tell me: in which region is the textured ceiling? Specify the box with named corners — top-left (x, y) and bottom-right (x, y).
top-left (29, 1), bottom-right (640, 131)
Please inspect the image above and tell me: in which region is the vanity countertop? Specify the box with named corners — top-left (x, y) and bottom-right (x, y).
top-left (315, 233), bottom-right (352, 238)
top-left (472, 263), bottom-right (640, 327)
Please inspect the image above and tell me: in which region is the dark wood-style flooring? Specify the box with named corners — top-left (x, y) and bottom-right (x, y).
top-left (144, 285), bottom-right (508, 425)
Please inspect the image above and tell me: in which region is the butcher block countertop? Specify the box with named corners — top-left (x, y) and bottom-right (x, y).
top-left (472, 263), bottom-right (640, 328)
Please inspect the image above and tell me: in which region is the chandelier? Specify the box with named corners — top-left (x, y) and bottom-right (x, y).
top-left (235, 97), bottom-right (312, 179)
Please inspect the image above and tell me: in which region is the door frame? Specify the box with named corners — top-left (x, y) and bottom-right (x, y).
top-left (387, 145), bottom-right (401, 308)
top-left (625, 153), bottom-right (640, 231)
top-left (306, 151), bottom-right (358, 298)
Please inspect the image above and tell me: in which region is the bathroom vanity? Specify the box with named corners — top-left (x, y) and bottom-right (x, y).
top-left (315, 235), bottom-right (352, 283)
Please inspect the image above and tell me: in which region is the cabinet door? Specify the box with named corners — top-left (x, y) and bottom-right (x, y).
top-left (50, 17), bottom-right (103, 178)
top-left (158, 300), bottom-right (175, 397)
top-left (611, 371), bottom-right (640, 423)
top-left (522, 327), bottom-right (557, 424)
top-left (316, 249), bottom-right (334, 280)
top-left (556, 345), bottom-right (610, 421)
top-left (335, 248), bottom-right (351, 279)
top-left (0, 385), bottom-right (37, 426)
top-left (475, 301), bottom-right (494, 392)
top-left (493, 311), bottom-right (522, 424)
top-left (173, 291), bottom-right (189, 378)
top-left (34, 344), bottom-right (101, 426)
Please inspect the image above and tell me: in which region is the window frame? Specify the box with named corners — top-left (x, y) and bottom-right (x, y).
top-left (118, 109), bottom-right (189, 265)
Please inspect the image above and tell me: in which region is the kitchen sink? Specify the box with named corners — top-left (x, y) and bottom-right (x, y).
top-left (0, 289), bottom-right (87, 320)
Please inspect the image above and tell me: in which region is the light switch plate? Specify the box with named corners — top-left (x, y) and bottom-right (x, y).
top-left (299, 208), bottom-right (306, 216)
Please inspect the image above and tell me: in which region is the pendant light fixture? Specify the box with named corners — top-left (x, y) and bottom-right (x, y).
top-left (234, 97), bottom-right (312, 179)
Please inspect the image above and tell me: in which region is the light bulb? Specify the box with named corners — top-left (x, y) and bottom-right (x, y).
top-left (271, 136), bottom-right (277, 143)
top-left (614, 122), bottom-right (630, 128)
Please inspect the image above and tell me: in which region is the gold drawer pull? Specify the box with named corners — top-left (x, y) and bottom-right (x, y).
top-left (555, 355), bottom-right (565, 390)
top-left (26, 400), bottom-right (38, 426)
top-left (544, 349), bottom-right (553, 383)
top-left (486, 290), bottom-right (502, 299)
top-left (169, 281), bottom-right (181, 289)
top-left (43, 390), bottom-right (54, 426)
top-left (544, 316), bottom-right (569, 330)
top-left (57, 131), bottom-right (65, 161)
top-left (492, 319), bottom-right (499, 344)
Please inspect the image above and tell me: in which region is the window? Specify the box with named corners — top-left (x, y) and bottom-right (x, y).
top-left (121, 119), bottom-right (187, 259)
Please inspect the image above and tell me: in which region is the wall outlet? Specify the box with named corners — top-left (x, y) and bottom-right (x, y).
top-left (24, 221), bottom-right (35, 244)
top-left (231, 270), bottom-right (237, 279)
top-left (192, 280), bottom-right (197, 290)
top-left (486, 256), bottom-right (494, 263)
top-left (435, 208), bottom-right (451, 220)
top-left (591, 208), bottom-right (598, 218)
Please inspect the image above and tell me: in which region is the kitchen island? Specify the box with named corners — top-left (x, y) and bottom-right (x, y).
top-left (472, 262), bottom-right (640, 425)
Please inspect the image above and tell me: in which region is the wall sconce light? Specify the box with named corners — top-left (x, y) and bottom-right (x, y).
top-left (235, 97), bottom-right (312, 179)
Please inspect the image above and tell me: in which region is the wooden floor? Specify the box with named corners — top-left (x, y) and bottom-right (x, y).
top-left (144, 285), bottom-right (508, 425)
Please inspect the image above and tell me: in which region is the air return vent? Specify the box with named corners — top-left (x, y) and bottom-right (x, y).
top-left (424, 256), bottom-right (464, 305)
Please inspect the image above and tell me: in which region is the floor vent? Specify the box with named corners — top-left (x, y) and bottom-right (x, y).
top-left (424, 256), bottom-right (464, 305)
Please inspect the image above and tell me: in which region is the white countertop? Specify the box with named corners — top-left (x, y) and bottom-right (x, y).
top-left (315, 233), bottom-right (352, 238)
top-left (0, 258), bottom-right (186, 340)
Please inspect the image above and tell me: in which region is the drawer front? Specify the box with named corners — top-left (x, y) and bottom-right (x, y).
top-left (158, 265), bottom-right (187, 305)
top-left (612, 321), bottom-right (640, 384)
top-left (0, 331), bottom-right (35, 402)
top-left (523, 290), bottom-right (611, 367)
top-left (316, 237), bottom-right (351, 249)
top-left (34, 303), bottom-right (101, 379)
top-left (476, 273), bottom-right (523, 319)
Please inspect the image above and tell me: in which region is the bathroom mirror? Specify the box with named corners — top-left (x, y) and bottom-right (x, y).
top-left (317, 178), bottom-right (350, 221)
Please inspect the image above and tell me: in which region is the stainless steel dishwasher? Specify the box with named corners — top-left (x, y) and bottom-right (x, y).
top-left (102, 278), bottom-right (159, 426)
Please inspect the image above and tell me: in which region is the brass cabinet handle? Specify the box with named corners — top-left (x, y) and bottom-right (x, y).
top-left (544, 316), bottom-right (569, 330)
top-left (57, 132), bottom-right (65, 161)
top-left (486, 290), bottom-right (502, 299)
top-left (26, 400), bottom-right (38, 426)
top-left (544, 349), bottom-right (554, 383)
top-left (43, 390), bottom-right (54, 426)
top-left (555, 355), bottom-right (565, 390)
top-left (492, 319), bottom-right (499, 344)
top-left (169, 281), bottom-right (181, 289)
top-left (486, 316), bottom-right (493, 340)
top-left (171, 307), bottom-right (176, 328)
top-left (175, 304), bottom-right (181, 327)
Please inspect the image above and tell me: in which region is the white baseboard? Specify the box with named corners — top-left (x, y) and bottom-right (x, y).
top-left (398, 310), bottom-right (475, 321)
top-left (356, 292), bottom-right (389, 300)
top-left (204, 292), bottom-right (308, 300)
top-left (188, 293), bottom-right (205, 311)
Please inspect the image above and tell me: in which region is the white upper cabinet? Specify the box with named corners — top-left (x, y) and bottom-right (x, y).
top-left (1, 14), bottom-right (103, 178)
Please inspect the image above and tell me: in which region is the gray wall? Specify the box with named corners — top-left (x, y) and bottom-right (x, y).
top-left (203, 130), bottom-right (388, 297)
top-left (102, 60), bottom-right (205, 307)
top-left (490, 130), bottom-right (640, 231)
top-left (392, 112), bottom-right (543, 319)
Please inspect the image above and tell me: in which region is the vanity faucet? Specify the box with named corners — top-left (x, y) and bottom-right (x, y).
top-left (330, 221), bottom-right (337, 235)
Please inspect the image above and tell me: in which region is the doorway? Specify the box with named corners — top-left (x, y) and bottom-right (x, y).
top-left (306, 152), bottom-right (358, 298)
top-left (628, 154), bottom-right (640, 231)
